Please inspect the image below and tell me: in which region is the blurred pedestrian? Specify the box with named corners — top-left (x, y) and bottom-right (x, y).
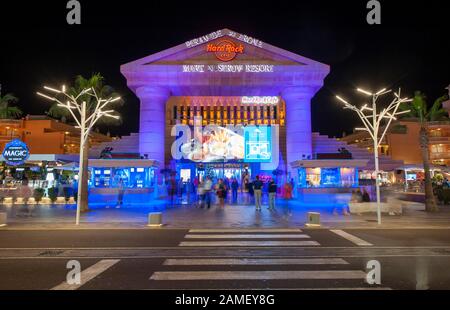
top-left (204, 176), bottom-right (213, 209)
top-left (268, 179), bottom-right (277, 210)
top-left (216, 178), bottom-right (227, 208)
top-left (231, 178), bottom-right (239, 204)
top-left (197, 179), bottom-right (205, 208)
top-left (253, 175), bottom-right (263, 211)
top-left (117, 178), bottom-right (125, 208)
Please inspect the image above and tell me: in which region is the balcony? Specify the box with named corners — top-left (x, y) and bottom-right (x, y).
top-left (429, 151), bottom-right (450, 160)
top-left (428, 136), bottom-right (450, 144)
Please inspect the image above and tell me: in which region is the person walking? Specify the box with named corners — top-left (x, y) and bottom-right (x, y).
top-left (362, 188), bottom-right (371, 202)
top-left (231, 178), bottom-right (239, 204)
top-left (268, 179), bottom-right (277, 210)
top-left (117, 178), bottom-right (125, 208)
top-left (203, 176), bottom-right (213, 209)
top-left (186, 178), bottom-right (191, 204)
top-left (196, 179), bottom-right (205, 208)
top-left (169, 175), bottom-right (176, 205)
top-left (253, 175), bottom-right (263, 211)
top-left (216, 178), bottom-right (226, 208)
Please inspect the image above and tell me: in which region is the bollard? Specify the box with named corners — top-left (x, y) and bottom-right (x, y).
top-left (0, 212), bottom-right (6, 227)
top-left (306, 212), bottom-right (321, 227)
top-left (148, 212), bottom-right (163, 227)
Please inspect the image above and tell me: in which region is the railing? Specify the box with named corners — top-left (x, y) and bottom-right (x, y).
top-left (428, 136), bottom-right (450, 144)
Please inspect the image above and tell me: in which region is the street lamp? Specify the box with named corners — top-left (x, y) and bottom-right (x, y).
top-left (37, 85), bottom-right (120, 225)
top-left (336, 88), bottom-right (411, 224)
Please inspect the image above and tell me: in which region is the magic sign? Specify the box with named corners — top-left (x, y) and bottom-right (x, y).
top-left (2, 139), bottom-right (30, 166)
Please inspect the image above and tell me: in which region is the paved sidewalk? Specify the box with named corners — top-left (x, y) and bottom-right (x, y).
top-left (1, 199), bottom-right (450, 230)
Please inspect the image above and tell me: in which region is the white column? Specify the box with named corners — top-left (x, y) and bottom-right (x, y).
top-left (282, 87), bottom-right (316, 172)
top-left (136, 86), bottom-right (170, 168)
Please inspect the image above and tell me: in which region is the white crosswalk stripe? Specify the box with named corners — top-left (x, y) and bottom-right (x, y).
top-left (150, 270), bottom-right (367, 281)
top-left (163, 258), bottom-right (349, 265)
top-left (180, 228), bottom-right (317, 247)
top-left (189, 229), bottom-right (303, 233)
top-left (179, 240), bottom-right (320, 247)
top-left (184, 234), bottom-right (311, 239)
top-left (52, 259), bottom-right (120, 290)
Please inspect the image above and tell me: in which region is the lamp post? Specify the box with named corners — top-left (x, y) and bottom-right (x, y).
top-left (37, 85), bottom-right (120, 225)
top-left (336, 88), bottom-right (411, 224)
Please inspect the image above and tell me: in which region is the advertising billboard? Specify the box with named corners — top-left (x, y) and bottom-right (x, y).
top-left (180, 126), bottom-right (244, 162)
top-left (244, 126), bottom-right (272, 163)
top-left (178, 125), bottom-right (272, 163)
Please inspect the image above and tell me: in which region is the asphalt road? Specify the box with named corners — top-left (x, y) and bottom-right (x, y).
top-left (1, 228), bottom-right (450, 290)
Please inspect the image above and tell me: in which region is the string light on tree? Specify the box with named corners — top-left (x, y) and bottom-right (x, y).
top-left (37, 85), bottom-right (120, 225)
top-left (336, 87), bottom-right (411, 224)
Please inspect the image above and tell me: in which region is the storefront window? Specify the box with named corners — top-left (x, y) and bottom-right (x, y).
top-left (340, 167), bottom-right (356, 187)
top-left (321, 168), bottom-right (340, 187)
top-left (298, 167), bottom-right (359, 188)
top-left (306, 168), bottom-right (321, 187)
top-left (91, 167), bottom-right (155, 188)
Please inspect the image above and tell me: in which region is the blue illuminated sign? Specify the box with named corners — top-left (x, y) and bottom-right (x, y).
top-left (2, 139), bottom-right (30, 166)
top-left (244, 126), bottom-right (272, 162)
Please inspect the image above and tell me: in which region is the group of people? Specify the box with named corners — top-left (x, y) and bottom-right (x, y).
top-left (168, 175), bottom-right (281, 211)
top-left (350, 188), bottom-right (371, 203)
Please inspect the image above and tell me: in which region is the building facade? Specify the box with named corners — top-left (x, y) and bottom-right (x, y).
top-left (120, 28), bottom-right (405, 190)
top-left (341, 119), bottom-right (450, 167)
top-left (0, 115), bottom-right (111, 156)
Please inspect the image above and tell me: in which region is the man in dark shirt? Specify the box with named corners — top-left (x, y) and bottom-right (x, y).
top-left (231, 178), bottom-right (239, 204)
top-left (268, 179), bottom-right (277, 210)
top-left (253, 175), bottom-right (263, 211)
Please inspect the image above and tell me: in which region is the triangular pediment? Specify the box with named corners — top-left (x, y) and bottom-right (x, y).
top-left (121, 28), bottom-right (329, 71)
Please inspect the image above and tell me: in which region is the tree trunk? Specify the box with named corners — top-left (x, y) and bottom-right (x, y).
top-left (80, 141), bottom-right (89, 212)
top-left (420, 127), bottom-right (438, 212)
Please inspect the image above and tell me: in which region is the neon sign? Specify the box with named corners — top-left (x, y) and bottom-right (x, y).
top-left (241, 96), bottom-right (279, 105)
top-left (182, 64), bottom-right (274, 73)
top-left (185, 29), bottom-right (264, 49)
top-left (206, 39), bottom-right (244, 61)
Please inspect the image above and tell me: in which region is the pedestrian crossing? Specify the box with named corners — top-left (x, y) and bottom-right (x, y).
top-left (147, 228), bottom-right (389, 289)
top-left (179, 228), bottom-right (319, 247)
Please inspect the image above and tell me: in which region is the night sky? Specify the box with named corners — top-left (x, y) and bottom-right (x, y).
top-left (1, 0), bottom-right (449, 138)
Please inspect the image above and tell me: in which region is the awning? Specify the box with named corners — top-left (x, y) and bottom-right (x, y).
top-left (290, 159), bottom-right (369, 169)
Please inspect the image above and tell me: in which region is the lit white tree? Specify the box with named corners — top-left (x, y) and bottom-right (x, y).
top-left (37, 85), bottom-right (120, 225)
top-left (336, 88), bottom-right (411, 224)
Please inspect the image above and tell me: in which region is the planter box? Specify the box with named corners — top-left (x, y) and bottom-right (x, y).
top-left (0, 212), bottom-right (6, 226)
top-left (349, 198), bottom-right (403, 215)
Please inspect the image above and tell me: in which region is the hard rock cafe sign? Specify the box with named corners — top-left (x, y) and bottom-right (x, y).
top-left (206, 39), bottom-right (244, 62)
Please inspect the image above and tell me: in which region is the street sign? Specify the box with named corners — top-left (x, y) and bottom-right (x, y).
top-left (2, 139), bottom-right (30, 166)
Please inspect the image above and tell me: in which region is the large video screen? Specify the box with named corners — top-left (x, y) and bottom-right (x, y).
top-left (179, 125), bottom-right (272, 163)
top-left (180, 126), bottom-right (244, 162)
top-left (244, 126), bottom-right (272, 163)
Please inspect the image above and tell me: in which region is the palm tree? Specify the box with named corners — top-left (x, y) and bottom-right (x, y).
top-left (0, 85), bottom-right (22, 119)
top-left (48, 73), bottom-right (122, 125)
top-left (400, 91), bottom-right (449, 212)
top-left (47, 74), bottom-right (123, 212)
